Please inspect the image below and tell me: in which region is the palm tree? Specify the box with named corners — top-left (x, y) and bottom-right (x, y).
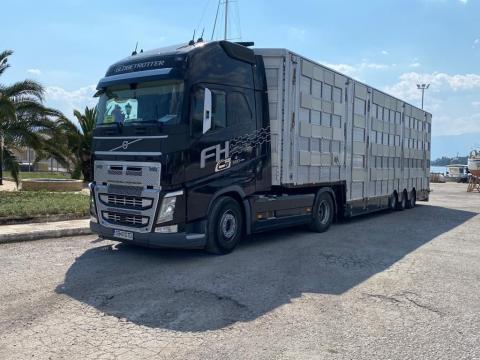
top-left (0, 50), bottom-right (61, 186)
top-left (42, 107), bottom-right (96, 181)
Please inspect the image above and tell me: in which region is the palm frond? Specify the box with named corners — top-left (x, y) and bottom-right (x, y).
top-left (3, 80), bottom-right (44, 101)
top-left (0, 50), bottom-right (13, 77)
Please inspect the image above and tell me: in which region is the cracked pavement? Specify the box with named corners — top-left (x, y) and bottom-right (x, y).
top-left (0, 183), bottom-right (479, 359)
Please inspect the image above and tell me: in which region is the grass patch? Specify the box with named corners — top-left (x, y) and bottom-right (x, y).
top-left (3, 171), bottom-right (72, 180)
top-left (0, 191), bottom-right (89, 219)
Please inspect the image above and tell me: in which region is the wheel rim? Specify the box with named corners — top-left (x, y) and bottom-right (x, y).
top-left (220, 211), bottom-right (237, 241)
top-left (318, 200), bottom-right (330, 225)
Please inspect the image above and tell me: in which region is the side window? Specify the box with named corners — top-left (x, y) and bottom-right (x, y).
top-left (190, 88), bottom-right (204, 135)
top-left (190, 87), bottom-right (226, 135)
top-left (211, 90), bottom-right (226, 129)
top-left (227, 92), bottom-right (252, 127)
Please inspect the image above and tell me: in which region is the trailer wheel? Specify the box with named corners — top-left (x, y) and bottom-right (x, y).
top-left (389, 192), bottom-right (398, 211)
top-left (205, 197), bottom-right (244, 255)
top-left (396, 190), bottom-right (407, 210)
top-left (309, 192), bottom-right (334, 233)
top-left (407, 190), bottom-right (416, 209)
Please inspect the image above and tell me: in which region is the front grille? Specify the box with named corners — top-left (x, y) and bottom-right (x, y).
top-left (99, 194), bottom-right (152, 209)
top-left (102, 211), bottom-right (149, 227)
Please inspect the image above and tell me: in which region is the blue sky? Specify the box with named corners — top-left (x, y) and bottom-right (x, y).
top-left (2, 0), bottom-right (480, 157)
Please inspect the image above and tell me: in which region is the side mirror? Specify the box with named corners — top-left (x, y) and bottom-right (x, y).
top-left (202, 88), bottom-right (212, 134)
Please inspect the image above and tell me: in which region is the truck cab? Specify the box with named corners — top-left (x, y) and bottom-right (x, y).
top-left (90, 41), bottom-right (271, 252)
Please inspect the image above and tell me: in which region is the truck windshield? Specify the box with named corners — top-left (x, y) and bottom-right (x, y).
top-left (96, 81), bottom-right (184, 126)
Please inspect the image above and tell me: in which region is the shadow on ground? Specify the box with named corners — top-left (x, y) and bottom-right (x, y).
top-left (57, 204), bottom-right (477, 332)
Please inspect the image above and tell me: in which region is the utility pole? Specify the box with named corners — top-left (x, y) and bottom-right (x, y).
top-left (224, 0), bottom-right (229, 40)
top-left (417, 83), bottom-right (430, 109)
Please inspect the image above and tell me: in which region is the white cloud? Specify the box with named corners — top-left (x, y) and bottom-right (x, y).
top-left (459, 0), bottom-right (468, 3)
top-left (384, 71), bottom-right (480, 101)
top-left (321, 61), bottom-right (390, 77)
top-left (433, 113), bottom-right (480, 136)
top-left (381, 50), bottom-right (389, 55)
top-left (409, 62), bottom-right (421, 68)
top-left (45, 84), bottom-right (97, 119)
top-left (27, 68), bottom-right (41, 76)
top-left (385, 71), bottom-right (480, 136)
top-left (473, 38), bottom-right (480, 48)
top-left (322, 62), bottom-right (357, 75)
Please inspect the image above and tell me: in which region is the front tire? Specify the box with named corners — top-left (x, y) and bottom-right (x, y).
top-left (309, 192), bottom-right (334, 233)
top-left (206, 197), bottom-right (244, 255)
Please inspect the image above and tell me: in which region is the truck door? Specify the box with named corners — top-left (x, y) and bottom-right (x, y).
top-left (185, 84), bottom-right (257, 187)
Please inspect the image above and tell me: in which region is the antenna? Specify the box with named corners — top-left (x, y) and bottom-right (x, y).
top-left (211, 0), bottom-right (221, 40)
top-left (211, 0), bottom-right (240, 41)
top-left (189, 30), bottom-right (196, 46)
top-left (198, 28), bottom-right (205, 42)
top-left (224, 0), bottom-right (229, 40)
top-left (131, 42), bottom-right (138, 56)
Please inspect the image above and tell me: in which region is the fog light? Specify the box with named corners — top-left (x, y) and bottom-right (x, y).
top-left (155, 225), bottom-right (178, 233)
top-left (90, 215), bottom-right (98, 223)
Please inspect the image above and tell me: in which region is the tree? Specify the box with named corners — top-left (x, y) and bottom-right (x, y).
top-left (0, 50), bottom-right (61, 186)
top-left (42, 107), bottom-right (96, 181)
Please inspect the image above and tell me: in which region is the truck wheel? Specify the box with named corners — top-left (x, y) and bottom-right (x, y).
top-left (309, 192), bottom-right (334, 233)
top-left (407, 190), bottom-right (416, 209)
top-left (389, 192), bottom-right (398, 211)
top-left (396, 190), bottom-right (407, 210)
top-left (206, 197), bottom-right (244, 255)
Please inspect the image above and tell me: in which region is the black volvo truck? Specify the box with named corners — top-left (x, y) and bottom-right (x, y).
top-left (90, 40), bottom-right (431, 254)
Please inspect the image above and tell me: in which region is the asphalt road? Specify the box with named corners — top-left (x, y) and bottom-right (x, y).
top-left (1, 183), bottom-right (479, 359)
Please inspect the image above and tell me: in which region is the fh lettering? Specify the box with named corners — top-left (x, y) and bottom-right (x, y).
top-left (200, 141), bottom-right (230, 168)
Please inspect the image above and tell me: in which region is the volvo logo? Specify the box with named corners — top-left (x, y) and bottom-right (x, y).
top-left (109, 138), bottom-right (142, 152)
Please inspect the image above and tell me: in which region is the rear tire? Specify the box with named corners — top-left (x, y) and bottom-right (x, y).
top-left (389, 192), bottom-right (398, 211)
top-left (406, 190), bottom-right (416, 209)
top-left (205, 197), bottom-right (244, 255)
top-left (396, 190), bottom-right (407, 210)
top-left (309, 192), bottom-right (334, 233)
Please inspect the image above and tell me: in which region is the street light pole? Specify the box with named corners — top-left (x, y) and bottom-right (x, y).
top-left (417, 83), bottom-right (430, 109)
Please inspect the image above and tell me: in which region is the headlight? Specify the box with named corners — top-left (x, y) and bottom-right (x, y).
top-left (157, 196), bottom-right (177, 224)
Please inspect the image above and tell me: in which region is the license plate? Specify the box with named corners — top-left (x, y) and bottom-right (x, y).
top-left (113, 229), bottom-right (134, 240)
